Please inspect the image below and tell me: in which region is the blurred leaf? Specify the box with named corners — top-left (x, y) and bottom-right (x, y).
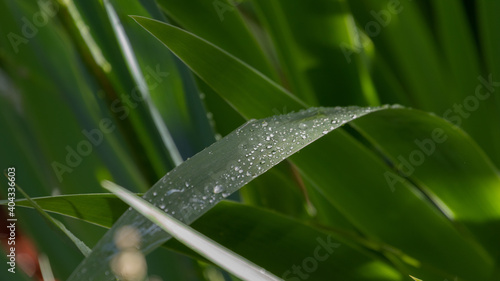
top-left (251, 0), bottom-right (379, 106)
top-left (429, 0), bottom-right (500, 174)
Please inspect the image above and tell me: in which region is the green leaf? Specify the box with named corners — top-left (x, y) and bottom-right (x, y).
top-left (131, 16), bottom-right (307, 120)
top-left (352, 108), bottom-right (500, 264)
top-left (68, 106), bottom-right (388, 280)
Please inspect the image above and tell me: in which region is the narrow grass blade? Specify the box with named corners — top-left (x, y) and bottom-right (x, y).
top-left (102, 180), bottom-right (282, 281)
top-left (104, 0), bottom-right (183, 166)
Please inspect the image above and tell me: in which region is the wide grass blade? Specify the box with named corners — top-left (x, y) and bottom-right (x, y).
top-left (131, 16), bottom-right (307, 120)
top-left (68, 106), bottom-right (388, 280)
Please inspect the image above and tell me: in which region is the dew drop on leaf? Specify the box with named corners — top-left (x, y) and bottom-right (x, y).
top-left (213, 185), bottom-right (223, 194)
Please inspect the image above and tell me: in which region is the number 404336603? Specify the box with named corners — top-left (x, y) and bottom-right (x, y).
top-left (7, 167), bottom-right (16, 217)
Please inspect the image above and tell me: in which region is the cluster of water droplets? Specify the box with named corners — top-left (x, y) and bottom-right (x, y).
top-left (68, 105), bottom-right (392, 281)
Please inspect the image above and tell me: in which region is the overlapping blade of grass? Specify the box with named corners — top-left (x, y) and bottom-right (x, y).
top-left (103, 181), bottom-right (282, 281)
top-left (67, 105), bottom-right (498, 280)
top-left (128, 16), bottom-right (318, 222)
top-left (7, 195), bottom-right (402, 280)
top-left (251, 0), bottom-right (379, 106)
top-left (68, 105), bottom-right (388, 280)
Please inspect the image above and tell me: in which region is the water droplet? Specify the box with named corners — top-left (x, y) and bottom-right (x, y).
top-left (213, 185), bottom-right (223, 194)
top-left (262, 121), bottom-right (268, 127)
top-left (299, 123), bottom-right (308, 130)
top-left (166, 188), bottom-right (184, 196)
top-left (153, 191), bottom-right (157, 196)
